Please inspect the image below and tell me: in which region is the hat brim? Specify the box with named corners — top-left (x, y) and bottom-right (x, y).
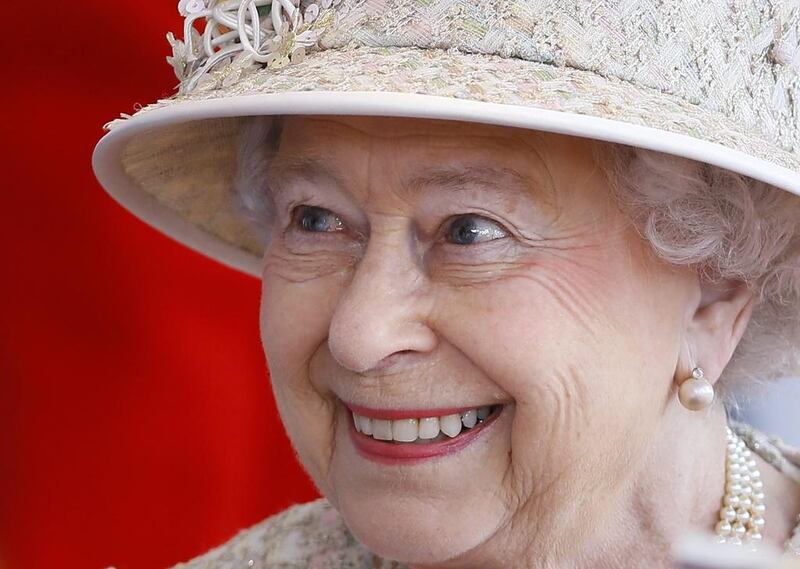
top-left (92, 46), bottom-right (800, 278)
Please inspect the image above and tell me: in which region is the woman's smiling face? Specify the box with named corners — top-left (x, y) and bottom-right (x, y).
top-left (258, 116), bottom-right (696, 565)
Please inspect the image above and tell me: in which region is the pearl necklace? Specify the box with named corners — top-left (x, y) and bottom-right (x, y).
top-left (733, 422), bottom-right (800, 556)
top-left (715, 428), bottom-right (766, 544)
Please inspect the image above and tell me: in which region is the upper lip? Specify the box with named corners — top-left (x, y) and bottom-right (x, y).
top-left (344, 401), bottom-right (498, 420)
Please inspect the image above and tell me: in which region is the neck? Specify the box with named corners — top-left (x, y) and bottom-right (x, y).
top-left (560, 407), bottom-right (800, 568)
top-left (573, 404), bottom-right (730, 568)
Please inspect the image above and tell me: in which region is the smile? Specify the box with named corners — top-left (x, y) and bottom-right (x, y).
top-left (352, 405), bottom-right (501, 442)
top-left (344, 403), bottom-right (504, 464)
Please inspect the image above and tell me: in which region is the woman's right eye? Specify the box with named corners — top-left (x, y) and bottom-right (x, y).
top-left (291, 205), bottom-right (345, 233)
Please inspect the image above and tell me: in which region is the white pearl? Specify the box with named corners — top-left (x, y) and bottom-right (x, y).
top-left (753, 503), bottom-right (766, 515)
top-left (736, 509), bottom-right (751, 523)
top-left (732, 522), bottom-right (746, 537)
top-left (724, 507), bottom-right (737, 522)
top-left (716, 520), bottom-right (732, 536)
top-left (752, 516), bottom-right (765, 528)
top-left (724, 494), bottom-right (740, 507)
top-left (727, 482), bottom-right (743, 494)
top-left (747, 531), bottom-right (762, 541)
top-left (678, 377), bottom-right (715, 410)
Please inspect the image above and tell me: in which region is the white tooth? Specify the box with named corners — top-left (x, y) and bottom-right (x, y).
top-left (353, 413), bottom-right (361, 432)
top-left (392, 419), bottom-right (419, 442)
top-left (372, 419), bottom-right (393, 441)
top-left (440, 414), bottom-right (463, 437)
top-left (356, 414), bottom-right (373, 435)
top-left (477, 406), bottom-right (490, 420)
top-left (418, 417), bottom-right (440, 439)
top-left (462, 409), bottom-right (477, 429)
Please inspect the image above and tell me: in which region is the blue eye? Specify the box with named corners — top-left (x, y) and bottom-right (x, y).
top-left (445, 215), bottom-right (508, 245)
top-left (294, 205), bottom-right (344, 233)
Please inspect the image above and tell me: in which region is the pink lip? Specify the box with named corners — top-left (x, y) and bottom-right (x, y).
top-left (345, 404), bottom-right (503, 465)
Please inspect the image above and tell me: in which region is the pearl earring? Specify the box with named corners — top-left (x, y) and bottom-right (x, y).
top-left (678, 366), bottom-right (715, 411)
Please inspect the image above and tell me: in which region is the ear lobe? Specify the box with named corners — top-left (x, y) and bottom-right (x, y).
top-left (686, 280), bottom-right (755, 382)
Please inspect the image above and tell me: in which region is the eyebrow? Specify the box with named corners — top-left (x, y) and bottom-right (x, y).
top-left (405, 164), bottom-right (540, 198)
top-left (266, 156), bottom-right (546, 201)
top-left (266, 154), bottom-right (349, 197)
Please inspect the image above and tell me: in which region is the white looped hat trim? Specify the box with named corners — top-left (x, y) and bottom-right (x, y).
top-left (167, 0), bottom-right (337, 92)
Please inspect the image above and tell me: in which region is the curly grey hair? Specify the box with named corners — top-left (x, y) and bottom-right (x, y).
top-left (234, 116), bottom-right (800, 402)
top-left (594, 143), bottom-right (800, 401)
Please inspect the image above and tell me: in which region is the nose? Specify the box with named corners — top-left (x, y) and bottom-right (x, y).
top-left (327, 235), bottom-right (437, 374)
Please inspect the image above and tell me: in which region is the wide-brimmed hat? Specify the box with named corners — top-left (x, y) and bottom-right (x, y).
top-left (92, 0), bottom-right (800, 277)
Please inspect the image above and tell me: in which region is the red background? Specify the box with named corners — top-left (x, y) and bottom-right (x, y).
top-left (1, 2), bottom-right (319, 568)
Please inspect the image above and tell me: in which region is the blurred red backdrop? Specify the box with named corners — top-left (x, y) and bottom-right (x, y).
top-left (0, 2), bottom-right (319, 568)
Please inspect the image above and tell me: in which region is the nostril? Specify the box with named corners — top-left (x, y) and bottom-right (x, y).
top-left (375, 350), bottom-right (422, 370)
top-left (328, 322), bottom-right (437, 374)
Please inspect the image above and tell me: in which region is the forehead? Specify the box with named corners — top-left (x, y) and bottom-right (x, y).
top-left (279, 115), bottom-right (591, 156)
top-left (273, 116), bottom-right (601, 200)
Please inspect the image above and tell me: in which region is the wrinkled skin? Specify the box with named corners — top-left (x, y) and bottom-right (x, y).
top-left (257, 116), bottom-right (796, 568)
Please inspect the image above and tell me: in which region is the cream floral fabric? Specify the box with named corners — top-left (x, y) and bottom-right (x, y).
top-left (169, 499), bottom-right (408, 569)
top-left (119, 0), bottom-right (800, 159)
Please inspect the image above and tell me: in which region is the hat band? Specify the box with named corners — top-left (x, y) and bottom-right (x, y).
top-left (166, 0), bottom-right (798, 155)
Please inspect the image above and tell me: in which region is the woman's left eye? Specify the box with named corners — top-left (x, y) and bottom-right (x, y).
top-left (443, 215), bottom-right (509, 245)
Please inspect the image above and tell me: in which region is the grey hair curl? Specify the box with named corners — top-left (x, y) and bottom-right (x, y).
top-left (234, 116), bottom-right (800, 401)
top-left (232, 116), bottom-right (284, 247)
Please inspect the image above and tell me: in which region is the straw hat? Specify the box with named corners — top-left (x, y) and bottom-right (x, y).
top-left (92, 0), bottom-right (800, 277)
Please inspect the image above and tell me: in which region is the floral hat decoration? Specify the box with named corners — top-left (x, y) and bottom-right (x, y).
top-left (93, 0), bottom-right (800, 277)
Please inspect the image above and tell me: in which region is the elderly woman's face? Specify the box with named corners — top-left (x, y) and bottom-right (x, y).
top-left (259, 116), bottom-right (695, 565)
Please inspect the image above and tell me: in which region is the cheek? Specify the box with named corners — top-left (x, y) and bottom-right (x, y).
top-left (430, 250), bottom-right (681, 500)
top-left (259, 269), bottom-right (345, 490)
top-left (260, 242), bottom-right (353, 373)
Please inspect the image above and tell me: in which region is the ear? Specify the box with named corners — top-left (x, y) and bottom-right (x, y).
top-left (678, 279), bottom-right (756, 384)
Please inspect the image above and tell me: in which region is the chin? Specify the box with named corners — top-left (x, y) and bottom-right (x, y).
top-left (321, 405), bottom-right (513, 565)
top-left (334, 489), bottom-right (497, 565)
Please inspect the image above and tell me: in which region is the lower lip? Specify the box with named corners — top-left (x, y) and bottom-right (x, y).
top-left (346, 407), bottom-right (502, 465)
